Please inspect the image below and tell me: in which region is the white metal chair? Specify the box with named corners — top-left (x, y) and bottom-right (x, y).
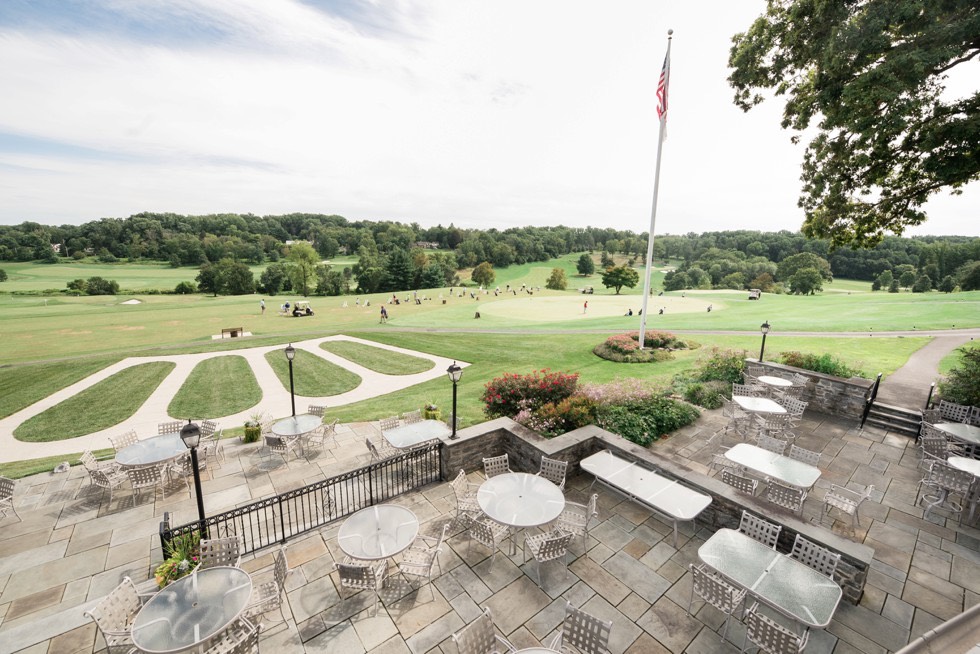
top-left (524, 528), bottom-right (572, 584)
top-left (336, 560), bottom-right (388, 615)
top-left (81, 450), bottom-right (120, 476)
top-left (451, 469), bottom-right (481, 529)
top-left (307, 405), bottom-right (326, 417)
top-left (787, 444), bottom-right (821, 467)
top-left (722, 399), bottom-right (752, 437)
top-left (556, 493), bottom-right (598, 551)
top-left (83, 466), bottom-right (129, 506)
top-left (0, 476), bottom-right (21, 523)
top-left (483, 454), bottom-right (512, 478)
top-left (739, 511), bottom-right (781, 549)
top-left (741, 602), bottom-right (809, 654)
top-left (537, 456), bottom-right (567, 491)
top-left (916, 460), bottom-right (975, 523)
top-left (822, 483), bottom-right (874, 529)
top-left (710, 446), bottom-right (745, 475)
top-left (158, 420), bottom-right (183, 435)
top-left (379, 415), bottom-right (400, 431)
top-left (200, 419), bottom-right (219, 437)
top-left (365, 436), bottom-right (399, 461)
top-left (732, 383), bottom-right (765, 397)
top-left (263, 434), bottom-right (298, 464)
top-left (398, 524), bottom-right (450, 599)
top-left (82, 576), bottom-right (145, 654)
top-left (548, 601), bottom-right (613, 654)
top-left (765, 481), bottom-right (808, 516)
top-left (306, 418), bottom-right (339, 458)
top-left (688, 562), bottom-right (747, 643)
top-left (790, 534), bottom-right (840, 579)
top-left (451, 607), bottom-right (517, 654)
top-left (938, 399), bottom-right (971, 423)
top-left (126, 465), bottom-right (166, 502)
top-left (468, 516), bottom-right (511, 571)
top-left (402, 409), bottom-right (422, 424)
top-left (166, 453), bottom-right (197, 496)
top-left (198, 536), bottom-right (242, 569)
top-left (242, 546), bottom-right (289, 627)
top-left (756, 434), bottom-right (788, 455)
top-left (110, 429), bottom-right (139, 452)
top-left (202, 616), bottom-right (259, 653)
top-left (722, 470), bottom-right (758, 495)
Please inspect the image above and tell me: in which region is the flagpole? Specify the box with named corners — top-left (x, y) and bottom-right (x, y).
top-left (639, 29), bottom-right (672, 349)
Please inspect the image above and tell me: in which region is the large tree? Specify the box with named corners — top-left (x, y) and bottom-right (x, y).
top-left (729, 1), bottom-right (980, 248)
top-left (600, 265), bottom-right (640, 294)
top-left (286, 242), bottom-right (320, 296)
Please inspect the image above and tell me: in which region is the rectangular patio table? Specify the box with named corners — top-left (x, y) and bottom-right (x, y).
top-left (699, 528), bottom-right (842, 629)
top-left (725, 442), bottom-right (821, 489)
top-left (936, 422), bottom-right (980, 457)
top-left (382, 419), bottom-right (451, 449)
top-left (580, 450), bottom-right (711, 547)
top-left (733, 395), bottom-right (787, 414)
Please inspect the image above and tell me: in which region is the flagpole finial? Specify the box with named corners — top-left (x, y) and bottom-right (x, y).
top-left (667, 28), bottom-right (673, 37)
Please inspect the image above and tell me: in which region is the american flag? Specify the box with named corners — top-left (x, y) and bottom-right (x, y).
top-left (656, 51), bottom-right (670, 135)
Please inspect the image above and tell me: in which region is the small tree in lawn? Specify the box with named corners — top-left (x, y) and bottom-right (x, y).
top-left (0, 268), bottom-right (7, 282)
top-left (788, 267), bottom-right (823, 295)
top-left (899, 269), bottom-right (916, 290)
top-left (938, 275), bottom-right (956, 293)
top-left (546, 268), bottom-right (567, 290)
top-left (471, 261), bottom-right (495, 287)
top-left (600, 265), bottom-right (639, 294)
top-left (576, 254), bottom-right (595, 276)
top-left (911, 275), bottom-right (932, 293)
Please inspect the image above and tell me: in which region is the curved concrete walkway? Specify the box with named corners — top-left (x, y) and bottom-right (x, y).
top-left (0, 335), bottom-right (467, 464)
top-left (875, 331), bottom-right (978, 408)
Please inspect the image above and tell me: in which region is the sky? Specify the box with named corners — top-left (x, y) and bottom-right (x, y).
top-left (0, 0), bottom-right (976, 237)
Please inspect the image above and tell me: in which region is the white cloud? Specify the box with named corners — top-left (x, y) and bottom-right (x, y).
top-left (0, 0), bottom-right (976, 236)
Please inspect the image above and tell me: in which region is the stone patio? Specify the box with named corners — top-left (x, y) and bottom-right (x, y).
top-left (1, 409), bottom-right (979, 654)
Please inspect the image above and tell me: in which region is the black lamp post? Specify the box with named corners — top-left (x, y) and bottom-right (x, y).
top-left (759, 321), bottom-right (771, 362)
top-left (447, 361), bottom-right (462, 440)
top-left (285, 343), bottom-right (296, 417)
top-left (179, 420), bottom-right (207, 533)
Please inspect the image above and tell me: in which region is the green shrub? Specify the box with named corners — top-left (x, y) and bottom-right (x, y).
top-left (595, 396), bottom-right (700, 447)
top-left (521, 395), bottom-right (597, 437)
top-left (779, 351), bottom-right (863, 378)
top-left (694, 347), bottom-right (747, 384)
top-left (938, 345), bottom-right (980, 406)
top-left (683, 380), bottom-right (729, 409)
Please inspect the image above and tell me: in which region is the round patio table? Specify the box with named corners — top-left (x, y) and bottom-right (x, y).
top-left (757, 375), bottom-right (793, 389)
top-left (115, 433), bottom-right (186, 468)
top-left (478, 473), bottom-right (565, 529)
top-left (271, 414), bottom-right (322, 438)
top-left (948, 456), bottom-right (980, 524)
top-left (131, 566), bottom-right (252, 654)
top-left (337, 504), bottom-right (420, 561)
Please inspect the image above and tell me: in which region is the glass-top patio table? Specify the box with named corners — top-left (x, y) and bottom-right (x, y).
top-left (478, 473), bottom-right (565, 555)
top-left (699, 528), bottom-right (842, 629)
top-left (948, 456), bottom-right (980, 523)
top-left (337, 504), bottom-right (420, 561)
top-left (115, 433), bottom-right (186, 468)
top-left (131, 566), bottom-right (252, 653)
top-left (271, 414), bottom-right (322, 437)
top-left (733, 396), bottom-right (787, 414)
top-left (725, 442), bottom-right (821, 489)
top-left (936, 422), bottom-right (980, 454)
top-left (382, 419), bottom-right (451, 449)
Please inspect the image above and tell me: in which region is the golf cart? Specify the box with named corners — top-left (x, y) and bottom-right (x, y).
top-left (292, 300), bottom-right (314, 317)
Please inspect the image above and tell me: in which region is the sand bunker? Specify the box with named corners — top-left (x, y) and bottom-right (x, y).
top-left (478, 294), bottom-right (717, 322)
top-left (121, 299), bottom-right (142, 305)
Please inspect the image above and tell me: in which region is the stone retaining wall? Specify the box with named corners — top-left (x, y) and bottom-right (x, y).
top-left (441, 417), bottom-right (873, 605)
top-left (749, 359), bottom-right (873, 420)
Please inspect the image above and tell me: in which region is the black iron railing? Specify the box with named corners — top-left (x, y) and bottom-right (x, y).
top-left (159, 440), bottom-right (442, 556)
top-left (859, 373), bottom-right (883, 429)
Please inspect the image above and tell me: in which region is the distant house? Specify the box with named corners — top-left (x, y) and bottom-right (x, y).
top-left (51, 243), bottom-right (61, 253)
top-left (414, 241), bottom-right (441, 250)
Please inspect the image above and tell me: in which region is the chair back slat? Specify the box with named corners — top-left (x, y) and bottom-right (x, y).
top-left (483, 454), bottom-right (510, 478)
top-left (739, 511), bottom-right (782, 549)
top-left (790, 534), bottom-right (840, 578)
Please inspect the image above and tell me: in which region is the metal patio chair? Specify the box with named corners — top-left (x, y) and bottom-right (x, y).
top-left (307, 405), bottom-right (326, 417)
top-left (450, 469), bottom-right (481, 529)
top-left (82, 576), bottom-right (146, 654)
top-left (468, 516), bottom-right (511, 571)
top-left (549, 601), bottom-right (613, 654)
top-left (401, 409), bottom-right (422, 424)
top-left (158, 420), bottom-right (182, 435)
top-left (756, 434), bottom-right (788, 456)
top-left (200, 419), bottom-right (219, 437)
top-left (126, 464), bottom-right (166, 502)
top-left (0, 476), bottom-right (21, 523)
top-left (822, 483), bottom-right (874, 529)
top-left (739, 511), bottom-right (781, 549)
top-left (537, 456), bottom-right (567, 491)
top-left (722, 470), bottom-right (758, 496)
top-left (524, 528), bottom-right (572, 584)
top-left (742, 602), bottom-right (809, 654)
top-left (243, 546), bottom-right (289, 627)
top-left (688, 562), bottom-right (746, 643)
top-left (451, 607), bottom-right (517, 654)
top-left (482, 454), bottom-right (512, 479)
top-left (379, 415), bottom-right (400, 431)
top-left (790, 534), bottom-right (840, 579)
top-left (916, 460), bottom-right (975, 523)
top-left (398, 524), bottom-right (450, 599)
top-left (787, 444), bottom-right (821, 467)
top-left (336, 560), bottom-right (388, 616)
top-left (110, 429), bottom-right (139, 452)
top-left (938, 399), bottom-right (971, 423)
top-left (765, 480), bottom-right (808, 516)
top-left (556, 493), bottom-right (598, 551)
top-left (202, 616), bottom-right (259, 654)
top-left (198, 536), bottom-right (242, 570)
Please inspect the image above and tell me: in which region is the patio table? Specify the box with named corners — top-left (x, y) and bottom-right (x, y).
top-left (382, 419), bottom-right (451, 449)
top-left (115, 433), bottom-right (186, 468)
top-left (757, 375), bottom-right (793, 389)
top-left (936, 422), bottom-right (980, 456)
top-left (272, 414), bottom-right (322, 455)
top-left (131, 566), bottom-right (252, 654)
top-left (580, 450), bottom-right (711, 547)
top-left (725, 442), bottom-right (820, 489)
top-left (733, 396), bottom-right (787, 414)
top-left (947, 456), bottom-right (980, 523)
top-left (337, 504), bottom-right (419, 561)
top-left (699, 528), bottom-right (842, 629)
top-left (478, 473), bottom-right (565, 554)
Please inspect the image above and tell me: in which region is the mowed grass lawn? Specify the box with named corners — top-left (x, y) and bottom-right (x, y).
top-left (168, 355), bottom-right (262, 418)
top-left (319, 340), bottom-right (434, 375)
top-left (263, 348), bottom-right (361, 397)
top-left (13, 362), bottom-right (175, 441)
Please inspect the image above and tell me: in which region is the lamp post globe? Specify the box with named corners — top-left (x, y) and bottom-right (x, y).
top-left (447, 361), bottom-right (462, 439)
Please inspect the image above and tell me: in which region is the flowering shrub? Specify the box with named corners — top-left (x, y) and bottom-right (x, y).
top-left (578, 378), bottom-right (663, 406)
top-left (517, 395), bottom-right (596, 437)
top-left (154, 532), bottom-right (200, 588)
top-left (482, 369), bottom-right (579, 418)
top-left (627, 330), bottom-right (687, 349)
top-left (694, 347), bottom-right (747, 384)
top-left (604, 333), bottom-right (640, 355)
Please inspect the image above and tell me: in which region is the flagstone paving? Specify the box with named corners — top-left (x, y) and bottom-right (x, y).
top-left (1, 409), bottom-right (979, 653)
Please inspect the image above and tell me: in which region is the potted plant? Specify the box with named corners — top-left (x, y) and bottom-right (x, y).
top-left (422, 402), bottom-right (441, 420)
top-left (243, 410), bottom-right (264, 443)
top-left (154, 531), bottom-right (200, 588)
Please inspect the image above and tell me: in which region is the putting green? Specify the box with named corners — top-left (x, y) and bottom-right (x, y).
top-left (477, 294), bottom-right (717, 321)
